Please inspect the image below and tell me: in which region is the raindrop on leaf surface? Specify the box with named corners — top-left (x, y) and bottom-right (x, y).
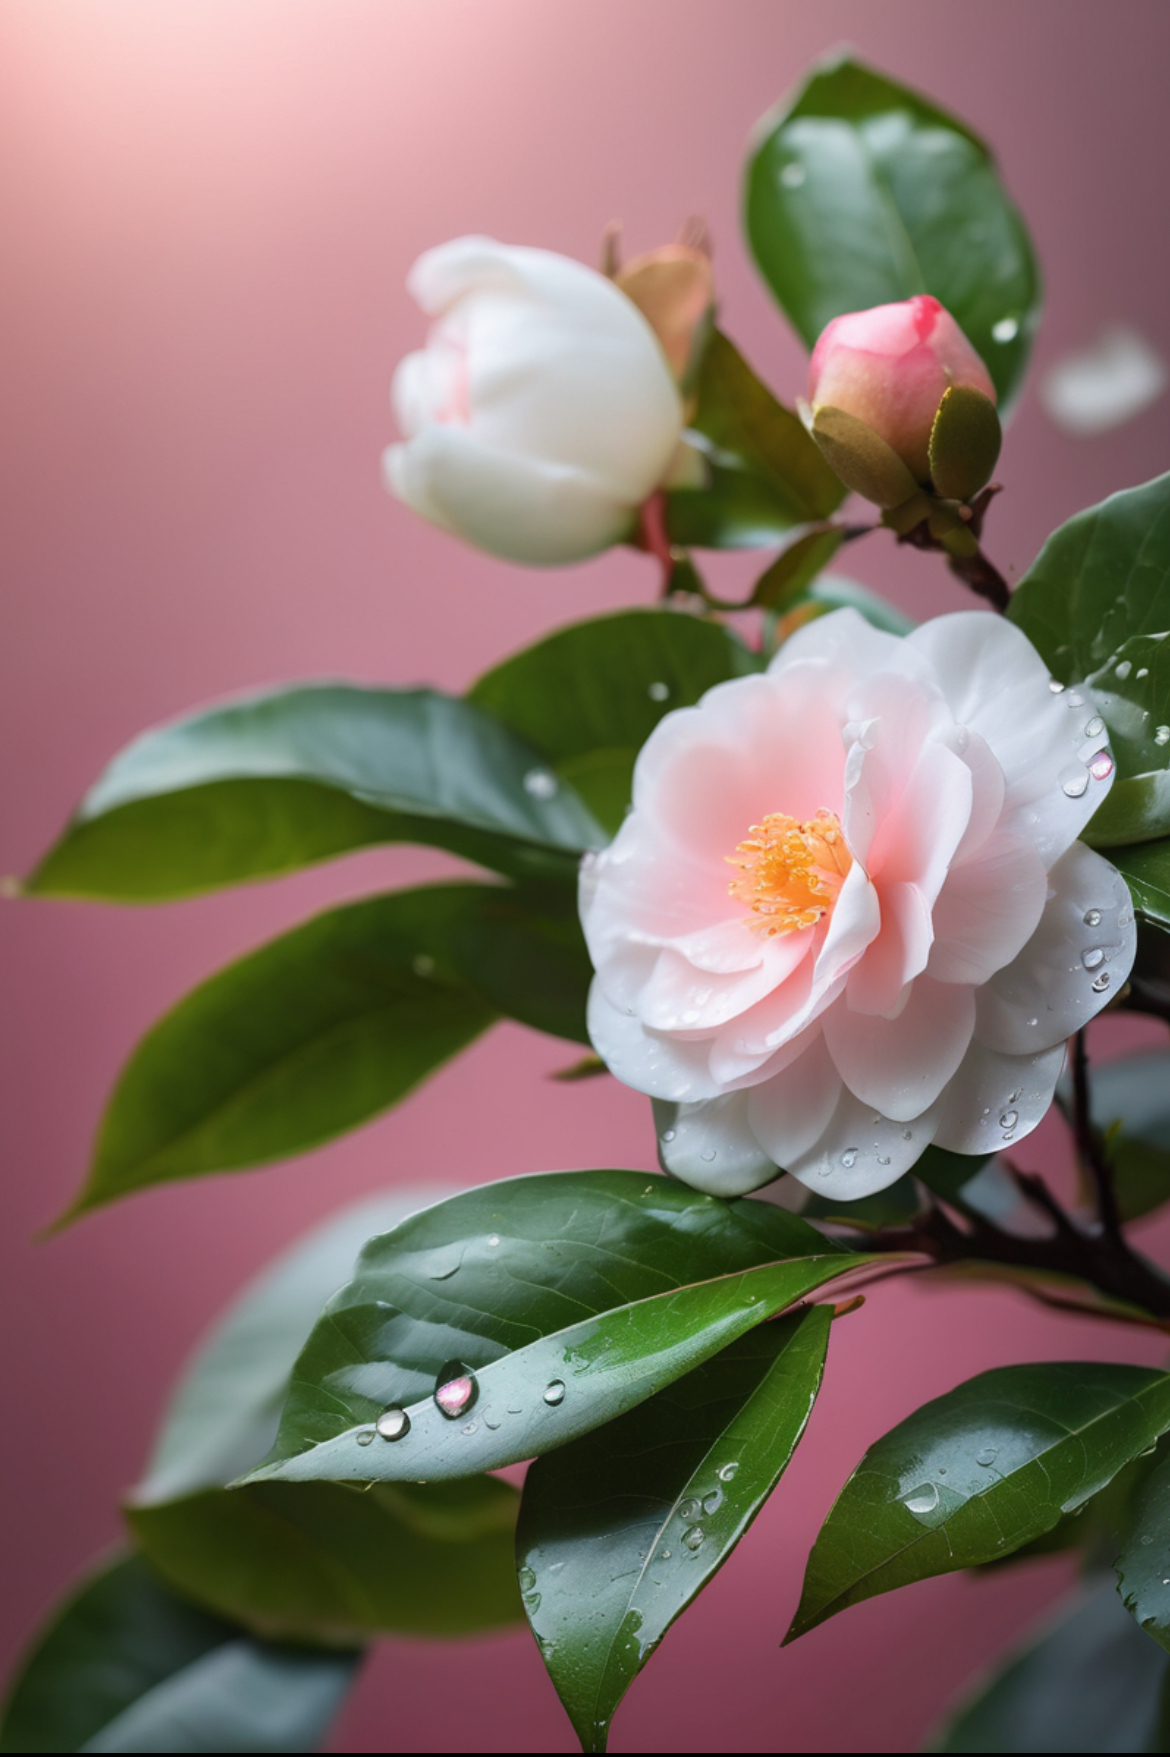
top-left (543, 1379), bottom-right (566, 1407)
top-left (376, 1408), bottom-right (411, 1442)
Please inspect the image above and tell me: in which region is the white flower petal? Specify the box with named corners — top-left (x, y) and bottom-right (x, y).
top-left (783, 1084), bottom-right (941, 1199)
top-left (928, 833), bottom-right (1049, 985)
top-left (975, 841), bottom-right (1137, 1054)
top-left (932, 1038), bottom-right (1067, 1155)
top-left (823, 976), bottom-right (977, 1122)
top-left (746, 1035), bottom-right (842, 1167)
top-left (652, 1093), bottom-right (777, 1195)
top-left (846, 880), bottom-right (933, 1015)
top-left (586, 981), bottom-right (723, 1103)
top-left (908, 613), bottom-right (1117, 865)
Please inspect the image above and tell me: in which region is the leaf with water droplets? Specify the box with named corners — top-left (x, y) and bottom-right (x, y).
top-left (1115, 1446), bottom-right (1170, 1651)
top-left (1073, 1048), bottom-right (1170, 1223)
top-left (243, 1171), bottom-right (867, 1488)
top-left (515, 1309), bottom-right (832, 1753)
top-left (1011, 472), bottom-right (1170, 849)
top-left (745, 52), bottom-right (1039, 408)
top-left (786, 1362), bottom-right (1170, 1643)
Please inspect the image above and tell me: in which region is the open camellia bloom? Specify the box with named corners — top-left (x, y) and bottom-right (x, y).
top-left (384, 237), bottom-right (685, 566)
top-left (581, 609), bottom-right (1136, 1200)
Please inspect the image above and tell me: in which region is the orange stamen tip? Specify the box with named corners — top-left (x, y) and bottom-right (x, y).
top-left (727, 809), bottom-right (851, 936)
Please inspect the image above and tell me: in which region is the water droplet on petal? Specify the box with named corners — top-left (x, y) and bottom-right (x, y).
top-left (543, 1379), bottom-right (566, 1407)
top-left (518, 1565), bottom-right (537, 1592)
top-left (976, 1446), bottom-right (999, 1467)
top-left (904, 1483), bottom-right (941, 1517)
top-left (434, 1363), bottom-right (478, 1420)
top-left (1085, 716), bottom-right (1105, 737)
top-left (523, 768), bottom-right (559, 799)
top-left (1084, 908), bottom-right (1103, 927)
top-left (840, 1147), bottom-right (859, 1169)
top-left (700, 1149), bottom-right (717, 1163)
top-left (1066, 690), bottom-right (1085, 708)
top-left (1000, 1109), bottom-right (1019, 1131)
top-left (486, 1233), bottom-right (500, 1247)
top-left (780, 161), bottom-right (806, 188)
top-left (356, 1428), bottom-right (376, 1446)
top-left (683, 1525), bottom-right (705, 1551)
top-left (647, 680), bottom-right (670, 702)
top-left (992, 316), bottom-right (1020, 343)
top-left (1082, 947), bottom-right (1105, 970)
top-left (1049, 678), bottom-right (1066, 694)
top-left (376, 1407), bottom-right (411, 1442)
top-left (1092, 972), bottom-right (1111, 993)
top-left (661, 1128), bottom-right (676, 1144)
top-left (1089, 749), bottom-right (1114, 780)
top-left (1060, 764), bottom-right (1089, 798)
top-left (902, 1129), bottom-right (913, 1141)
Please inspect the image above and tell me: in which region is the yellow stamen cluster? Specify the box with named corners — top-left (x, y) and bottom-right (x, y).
top-left (727, 809), bottom-right (852, 936)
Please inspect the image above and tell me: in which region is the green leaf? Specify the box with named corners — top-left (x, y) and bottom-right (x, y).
top-left (777, 574), bottom-right (915, 639)
top-left (931, 1580), bottom-right (1170, 1754)
top-left (928, 384), bottom-right (1002, 503)
top-left (469, 607), bottom-right (760, 838)
top-left (0, 1551), bottom-right (357, 1754)
top-left (25, 684), bottom-right (602, 902)
top-left (1084, 1052), bottom-right (1170, 1223)
top-left (1117, 1450), bottom-right (1170, 1652)
top-left (1115, 842), bottom-right (1170, 930)
top-left (244, 1170), bottom-right (865, 1488)
top-left (786, 1362), bottom-right (1170, 1642)
top-left (665, 330), bottom-right (845, 549)
top-left (65, 883), bottom-right (590, 1220)
top-left (516, 1308), bottom-right (831, 1753)
top-left (140, 1190), bottom-right (448, 1504)
top-left (1010, 473), bottom-right (1170, 847)
top-left (129, 1479), bottom-right (521, 1644)
top-left (749, 526), bottom-right (844, 610)
top-left (745, 52), bottom-right (1040, 407)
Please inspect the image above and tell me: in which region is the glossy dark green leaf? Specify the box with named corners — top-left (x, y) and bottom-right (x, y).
top-left (1010, 474), bottom-right (1170, 848)
top-left (749, 526), bottom-right (844, 610)
top-left (140, 1190), bottom-right (447, 1504)
top-left (245, 1171), bottom-right (865, 1488)
top-left (665, 330), bottom-right (844, 549)
top-left (0, 1551), bottom-right (357, 1754)
top-left (65, 883), bottom-right (590, 1221)
top-left (786, 1362), bottom-right (1170, 1642)
top-left (746, 54), bottom-right (1038, 406)
top-left (129, 1479), bottom-right (521, 1644)
top-left (25, 684), bottom-right (601, 901)
top-left (1117, 1450), bottom-right (1170, 1652)
top-left (516, 1308), bottom-right (831, 1753)
top-left (931, 1580), bottom-right (1170, 1754)
top-left (469, 608), bottom-right (760, 837)
top-left (1116, 843), bottom-right (1170, 930)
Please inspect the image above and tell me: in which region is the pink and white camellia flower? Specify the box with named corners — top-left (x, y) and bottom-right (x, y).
top-left (809, 295), bottom-right (996, 483)
top-left (580, 608), bottom-right (1135, 1200)
top-left (384, 237), bottom-right (684, 566)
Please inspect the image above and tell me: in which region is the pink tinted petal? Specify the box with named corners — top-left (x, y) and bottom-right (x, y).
top-left (707, 1005), bottom-right (823, 1090)
top-left (847, 881), bottom-right (934, 1015)
top-left (813, 862), bottom-right (881, 988)
top-left (586, 983), bottom-right (723, 1102)
top-left (866, 740), bottom-right (973, 895)
top-left (928, 833), bottom-right (1049, 985)
top-left (582, 812), bottom-right (737, 951)
top-left (949, 728), bottom-right (1007, 865)
top-left (975, 843), bottom-right (1137, 1054)
top-left (784, 1086), bottom-right (941, 1199)
top-left (746, 1036), bottom-right (842, 1168)
top-left (651, 1093), bottom-right (777, 1195)
top-left (774, 607), bottom-right (936, 693)
top-left (908, 614), bottom-right (1116, 865)
top-left (822, 977), bottom-right (976, 1121)
top-left (637, 930), bottom-right (814, 1033)
top-left (933, 1039), bottom-right (1067, 1155)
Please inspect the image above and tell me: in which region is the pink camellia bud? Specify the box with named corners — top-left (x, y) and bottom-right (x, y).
top-left (808, 295), bottom-right (996, 487)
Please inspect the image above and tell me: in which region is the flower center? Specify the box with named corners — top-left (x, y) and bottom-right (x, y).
top-left (727, 809), bottom-right (852, 936)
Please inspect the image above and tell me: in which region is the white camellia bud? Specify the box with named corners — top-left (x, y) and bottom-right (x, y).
top-left (384, 237), bottom-right (686, 566)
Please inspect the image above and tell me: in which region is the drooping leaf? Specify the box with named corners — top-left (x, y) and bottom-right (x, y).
top-left (930, 1579), bottom-right (1170, 1754)
top-left (0, 1551), bottom-right (357, 1755)
top-left (129, 1479), bottom-right (522, 1645)
top-left (749, 526), bottom-right (844, 610)
top-left (244, 1171), bottom-right (866, 1488)
top-left (516, 1308), bottom-right (832, 1754)
top-left (1010, 473), bottom-right (1170, 848)
top-left (665, 330), bottom-right (845, 549)
top-left (745, 52), bottom-right (1040, 406)
top-left (65, 883), bottom-right (590, 1220)
top-left (469, 607), bottom-right (760, 836)
top-left (1116, 1449), bottom-right (1170, 1652)
top-left (786, 1362), bottom-right (1170, 1642)
top-left (25, 684), bottom-right (602, 902)
top-left (139, 1190), bottom-right (447, 1504)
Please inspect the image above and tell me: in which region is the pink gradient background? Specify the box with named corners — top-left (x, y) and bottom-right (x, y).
top-left (4, 3), bottom-right (1170, 1750)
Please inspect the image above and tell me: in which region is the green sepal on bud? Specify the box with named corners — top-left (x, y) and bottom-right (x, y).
top-left (805, 405), bottom-right (919, 509)
top-left (927, 384), bottom-right (1002, 503)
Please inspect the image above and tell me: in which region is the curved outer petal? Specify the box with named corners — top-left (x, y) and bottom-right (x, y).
top-left (975, 841), bottom-right (1137, 1055)
top-left (822, 976), bottom-right (977, 1122)
top-left (933, 1039), bottom-right (1067, 1156)
top-left (586, 982), bottom-right (725, 1104)
top-left (908, 613), bottom-right (1118, 866)
top-left (651, 1093), bottom-right (777, 1196)
top-left (387, 237), bottom-right (684, 563)
top-left (383, 427), bottom-right (631, 565)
